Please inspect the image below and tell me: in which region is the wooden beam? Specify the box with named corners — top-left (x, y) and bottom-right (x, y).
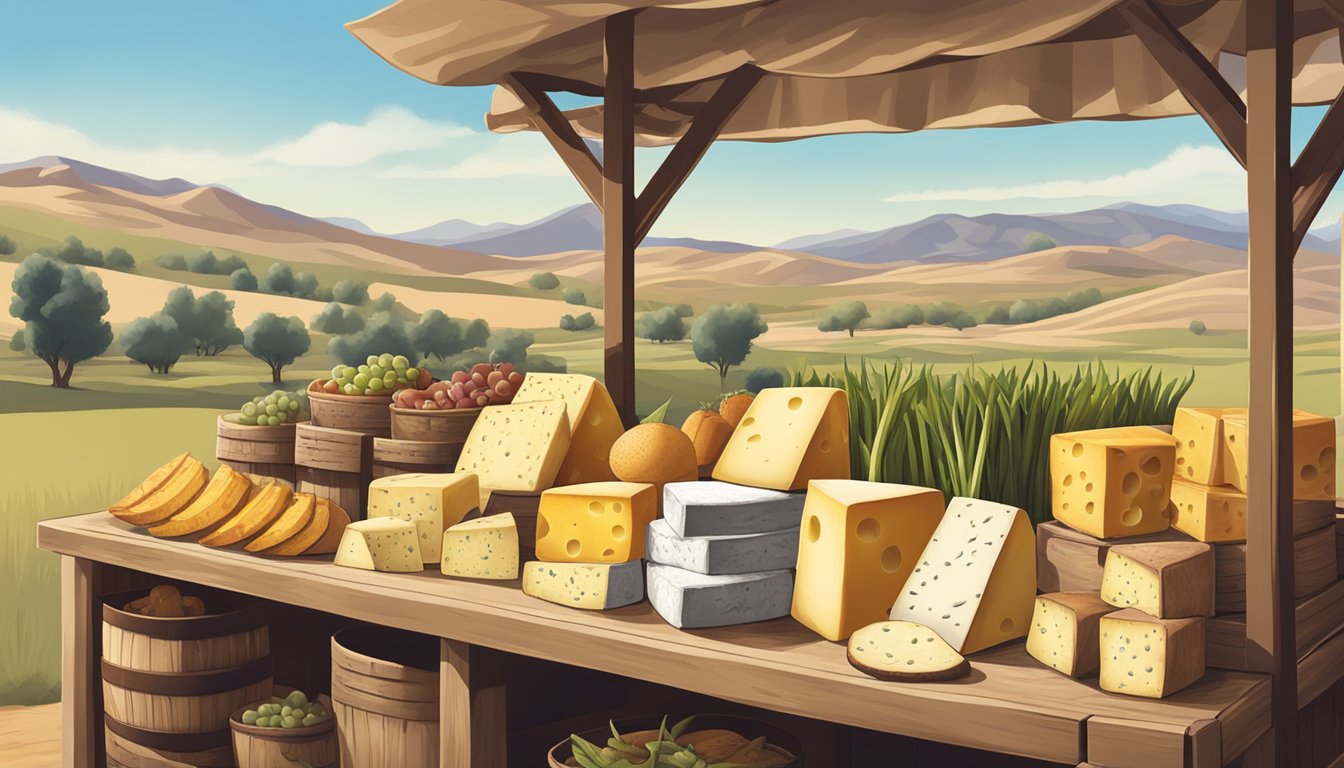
top-left (61, 556), bottom-right (102, 768)
top-left (1291, 86), bottom-right (1344, 250)
top-left (1243, 1), bottom-right (1299, 766)
top-left (634, 67), bottom-right (763, 243)
top-left (603, 11), bottom-right (637, 427)
top-left (1118, 0), bottom-right (1248, 168)
top-left (500, 73), bottom-right (605, 212)
top-left (440, 640), bottom-right (507, 768)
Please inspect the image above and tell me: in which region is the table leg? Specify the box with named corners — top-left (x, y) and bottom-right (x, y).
top-left (61, 556), bottom-right (103, 768)
top-left (441, 639), bottom-right (507, 768)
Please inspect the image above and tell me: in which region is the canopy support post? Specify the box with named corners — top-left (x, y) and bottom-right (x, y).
top-left (1244, 1), bottom-right (1298, 766)
top-left (501, 73), bottom-right (606, 213)
top-left (1290, 83), bottom-right (1344, 249)
top-left (603, 11), bottom-right (637, 427)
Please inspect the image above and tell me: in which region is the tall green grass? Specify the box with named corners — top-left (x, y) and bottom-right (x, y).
top-left (789, 360), bottom-right (1194, 523)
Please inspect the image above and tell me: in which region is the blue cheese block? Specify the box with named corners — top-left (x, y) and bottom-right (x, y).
top-left (646, 562), bottom-right (794, 629)
top-left (521, 560), bottom-right (644, 610)
top-left (334, 519), bottom-right (423, 573)
top-left (645, 518), bottom-right (800, 575)
top-left (662, 481), bottom-right (806, 537)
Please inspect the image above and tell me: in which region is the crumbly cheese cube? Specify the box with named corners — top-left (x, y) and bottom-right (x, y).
top-left (712, 387), bottom-right (850, 491)
top-left (535, 482), bottom-right (657, 563)
top-left (791, 480), bottom-right (944, 642)
top-left (334, 518), bottom-right (422, 573)
top-left (455, 401), bottom-right (572, 493)
top-left (513, 373), bottom-right (623, 485)
top-left (1026, 592), bottom-right (1111, 678)
top-left (1169, 479), bottom-right (1246, 542)
top-left (440, 513), bottom-right (519, 580)
top-left (1172, 407), bottom-right (1241, 485)
top-left (521, 560), bottom-right (644, 610)
top-left (846, 621), bottom-right (970, 682)
top-left (1050, 426), bottom-right (1178, 538)
top-left (1222, 409), bottom-right (1335, 500)
top-left (367, 472), bottom-right (479, 564)
top-left (889, 497), bottom-right (1036, 654)
top-left (1101, 541), bottom-right (1214, 619)
top-left (1099, 609), bottom-right (1206, 699)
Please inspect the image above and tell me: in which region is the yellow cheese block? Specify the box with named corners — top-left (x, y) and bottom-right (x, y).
top-left (334, 518), bottom-right (423, 572)
top-left (535, 481), bottom-right (657, 563)
top-left (455, 401), bottom-right (572, 493)
top-left (712, 387), bottom-right (850, 491)
top-left (1222, 409), bottom-right (1335, 500)
top-left (791, 480), bottom-right (944, 642)
top-left (1050, 426), bottom-right (1178, 538)
top-left (440, 513), bottom-right (519, 580)
top-left (1026, 592), bottom-right (1112, 678)
top-left (1172, 407), bottom-right (1242, 485)
top-left (1169, 479), bottom-right (1246, 542)
top-left (367, 472), bottom-right (480, 564)
top-left (513, 373), bottom-right (623, 485)
top-left (1100, 541), bottom-right (1214, 619)
top-left (1099, 609), bottom-right (1206, 699)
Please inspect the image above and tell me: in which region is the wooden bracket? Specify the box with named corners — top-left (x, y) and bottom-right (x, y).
top-left (1290, 80), bottom-right (1344, 249)
top-left (500, 72), bottom-right (606, 212)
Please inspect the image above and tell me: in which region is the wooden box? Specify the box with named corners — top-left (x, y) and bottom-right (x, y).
top-left (1336, 514), bottom-right (1344, 576)
top-left (1213, 523), bottom-right (1338, 613)
top-left (482, 490), bottom-right (542, 561)
top-left (1207, 579), bottom-right (1344, 670)
top-left (216, 415), bottom-right (298, 484)
top-left (371, 437), bottom-right (458, 479)
top-left (295, 424), bottom-right (374, 521)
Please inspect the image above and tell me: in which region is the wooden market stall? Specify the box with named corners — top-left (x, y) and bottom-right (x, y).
top-left (38, 1), bottom-right (1344, 766)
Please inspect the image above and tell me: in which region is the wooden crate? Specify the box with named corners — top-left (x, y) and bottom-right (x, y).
top-left (1207, 579), bottom-right (1344, 670)
top-left (1214, 523), bottom-right (1338, 613)
top-left (371, 437), bottom-right (458, 479)
top-left (216, 415), bottom-right (298, 484)
top-left (295, 424), bottom-right (374, 520)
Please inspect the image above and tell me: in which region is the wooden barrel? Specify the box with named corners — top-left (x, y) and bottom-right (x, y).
top-left (295, 423), bottom-right (374, 520)
top-left (105, 721), bottom-right (234, 768)
top-left (216, 414), bottom-right (298, 484)
top-left (372, 437), bottom-right (458, 479)
top-left (230, 692), bottom-right (338, 768)
top-left (390, 405), bottom-right (480, 444)
top-left (307, 381), bottom-right (392, 436)
top-left (101, 589), bottom-right (272, 757)
top-left (331, 626), bottom-right (439, 768)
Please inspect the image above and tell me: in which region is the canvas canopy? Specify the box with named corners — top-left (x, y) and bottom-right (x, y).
top-left (349, 0), bottom-right (1344, 146)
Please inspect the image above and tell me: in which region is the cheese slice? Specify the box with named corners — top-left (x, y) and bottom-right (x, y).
top-left (792, 480), bottom-right (944, 642)
top-left (1169, 479), bottom-right (1246, 542)
top-left (1172, 407), bottom-right (1241, 485)
top-left (1026, 592), bottom-right (1112, 678)
top-left (455, 401), bottom-right (572, 493)
top-left (334, 518), bottom-right (423, 573)
top-left (440, 513), bottom-right (519, 580)
top-left (521, 560), bottom-right (644, 610)
top-left (1100, 541), bottom-right (1214, 619)
top-left (846, 621), bottom-right (970, 682)
top-left (889, 497), bottom-right (1036, 654)
top-left (367, 473), bottom-right (480, 564)
top-left (711, 387), bottom-right (850, 491)
top-left (1050, 426), bottom-right (1178, 538)
top-left (1099, 609), bottom-right (1206, 699)
top-left (1222, 409), bottom-right (1335, 500)
top-left (513, 373), bottom-right (623, 485)
top-left (535, 481), bottom-right (657, 563)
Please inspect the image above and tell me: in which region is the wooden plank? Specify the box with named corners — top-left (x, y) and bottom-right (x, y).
top-left (60, 556), bottom-right (102, 768)
top-left (1085, 716), bottom-right (1187, 768)
top-left (499, 73), bottom-right (605, 212)
top-left (1220, 677), bottom-right (1274, 763)
top-left (441, 640), bottom-right (507, 768)
top-left (1188, 718), bottom-right (1222, 768)
top-left (1291, 91), bottom-right (1344, 250)
top-left (1207, 579), bottom-right (1344, 671)
top-left (603, 11), bottom-right (637, 427)
top-left (1299, 627), bottom-right (1344, 709)
top-left (1214, 526), bottom-right (1338, 613)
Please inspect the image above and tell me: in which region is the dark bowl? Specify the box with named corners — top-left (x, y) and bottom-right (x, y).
top-left (546, 713), bottom-right (804, 767)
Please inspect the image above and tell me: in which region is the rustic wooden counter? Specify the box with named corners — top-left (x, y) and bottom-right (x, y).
top-left (39, 511), bottom-right (1335, 768)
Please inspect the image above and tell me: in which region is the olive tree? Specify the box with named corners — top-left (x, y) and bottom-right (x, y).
top-left (9, 254), bottom-right (113, 387)
top-left (122, 313), bottom-right (193, 373)
top-left (332, 280), bottom-right (370, 306)
top-left (818, 300), bottom-right (869, 337)
top-left (635, 306), bottom-right (686, 343)
top-left (244, 313), bottom-right (311, 383)
top-left (162, 287), bottom-right (244, 356)
top-left (690, 304), bottom-right (768, 390)
top-left (327, 311), bottom-right (415, 365)
top-left (528, 272), bottom-right (560, 290)
top-left (311, 302), bottom-right (366, 335)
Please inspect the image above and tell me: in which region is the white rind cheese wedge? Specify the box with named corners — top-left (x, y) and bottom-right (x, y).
top-left (334, 518), bottom-right (423, 573)
top-left (1100, 541), bottom-right (1214, 619)
top-left (367, 472), bottom-right (479, 564)
top-left (455, 401), bottom-right (573, 493)
top-left (846, 621), bottom-right (970, 682)
top-left (1099, 608), bottom-right (1206, 699)
top-left (645, 562), bottom-right (793, 628)
top-left (1026, 592), bottom-right (1112, 678)
top-left (440, 513), bottom-right (519, 580)
top-left (521, 560), bottom-right (644, 610)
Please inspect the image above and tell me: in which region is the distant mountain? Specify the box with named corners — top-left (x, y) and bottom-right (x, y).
top-left (320, 216), bottom-right (377, 235)
top-left (392, 218), bottom-right (516, 246)
top-left (0, 156), bottom-right (200, 197)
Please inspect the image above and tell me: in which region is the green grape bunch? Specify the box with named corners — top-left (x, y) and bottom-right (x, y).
top-left (237, 390), bottom-right (307, 426)
top-left (320, 353), bottom-right (432, 396)
top-left (239, 690), bottom-right (329, 729)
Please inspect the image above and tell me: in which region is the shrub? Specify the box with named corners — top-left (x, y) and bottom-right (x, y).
top-left (487, 329), bottom-right (535, 366)
top-left (0, 234), bottom-right (15, 256)
top-left (311, 303), bottom-right (365, 335)
top-left (49, 236), bottom-right (104, 267)
top-left (156, 252), bottom-right (188, 270)
top-left (8, 329), bottom-right (25, 351)
top-left (559, 312), bottom-right (596, 332)
top-left (923, 301), bottom-right (962, 326)
top-left (529, 272), bottom-right (560, 290)
top-left (562, 287), bottom-right (587, 306)
top-left (1189, 319), bottom-right (1207, 335)
top-left (1064, 287), bottom-right (1103, 312)
top-left (1021, 232), bottom-right (1057, 252)
top-left (332, 280), bottom-right (370, 306)
top-left (818, 300), bottom-right (870, 337)
top-left (946, 311), bottom-right (977, 330)
top-left (674, 303), bottom-right (694, 318)
top-left (636, 306), bottom-right (687, 343)
top-left (745, 367), bottom-right (784, 393)
top-left (978, 305), bottom-right (1010, 324)
top-left (327, 311), bottom-right (414, 365)
top-left (230, 267), bottom-right (258, 291)
top-left (868, 305), bottom-right (924, 329)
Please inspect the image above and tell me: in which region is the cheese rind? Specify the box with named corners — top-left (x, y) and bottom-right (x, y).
top-left (645, 518), bottom-right (800, 575)
top-left (512, 373), bottom-right (622, 485)
top-left (1222, 409), bottom-right (1335, 500)
top-left (793, 480), bottom-right (944, 642)
top-left (1099, 609), bottom-right (1206, 699)
top-left (1169, 479), bottom-right (1246, 542)
top-left (711, 387), bottom-right (850, 491)
top-left (889, 497), bottom-right (1036, 654)
top-left (535, 481), bottom-right (657, 563)
top-left (334, 518), bottom-right (423, 573)
top-left (846, 621), bottom-right (970, 682)
top-left (1101, 541), bottom-right (1214, 619)
top-left (662, 481), bottom-right (806, 537)
top-left (1050, 426), bottom-right (1178, 539)
top-left (1026, 592), bottom-right (1112, 678)
top-left (367, 472), bottom-right (480, 564)
top-left (1035, 520), bottom-right (1190, 593)
top-left (455, 401), bottom-right (572, 493)
top-left (521, 560), bottom-right (644, 610)
top-left (646, 563), bottom-right (793, 629)
top-left (439, 512), bottom-right (519, 580)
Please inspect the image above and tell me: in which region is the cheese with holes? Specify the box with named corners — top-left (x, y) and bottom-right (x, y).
top-left (1172, 407), bottom-right (1242, 485)
top-left (711, 387), bottom-right (850, 491)
top-left (1222, 409), bottom-right (1336, 500)
top-left (455, 401), bottom-right (572, 493)
top-left (535, 481), bottom-right (656, 563)
top-left (439, 513), bottom-right (519, 580)
top-left (1099, 609), bottom-right (1206, 698)
top-left (367, 473), bottom-right (479, 564)
top-left (1026, 592), bottom-right (1112, 678)
top-left (645, 518), bottom-right (800, 575)
top-left (1169, 479), bottom-right (1246, 542)
top-left (846, 620), bottom-right (970, 682)
top-left (1101, 541), bottom-right (1214, 619)
top-left (792, 480), bottom-right (944, 642)
top-left (662, 481), bottom-right (806, 537)
top-left (1050, 426), bottom-right (1178, 539)
top-left (646, 563), bottom-right (793, 628)
top-left (521, 560), bottom-right (644, 610)
top-left (513, 373), bottom-right (623, 485)
top-left (889, 497), bottom-right (1036, 654)
top-left (334, 518), bottom-right (422, 572)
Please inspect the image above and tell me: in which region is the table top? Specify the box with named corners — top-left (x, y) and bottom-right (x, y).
top-left (39, 512), bottom-right (1274, 766)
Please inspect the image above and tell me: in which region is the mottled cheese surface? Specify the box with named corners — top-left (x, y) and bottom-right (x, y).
top-left (455, 401), bottom-right (572, 493)
top-left (847, 620), bottom-right (967, 681)
top-left (1026, 592), bottom-right (1111, 678)
top-left (521, 560), bottom-right (644, 610)
top-left (334, 518), bottom-right (422, 573)
top-left (1223, 410), bottom-right (1335, 500)
top-left (440, 512), bottom-right (519, 580)
top-left (1099, 609), bottom-right (1206, 699)
top-left (513, 373), bottom-right (623, 485)
top-left (1169, 479), bottom-right (1246, 542)
top-left (367, 472), bottom-right (479, 564)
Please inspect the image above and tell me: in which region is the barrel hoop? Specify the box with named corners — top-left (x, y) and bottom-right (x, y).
top-left (104, 714), bottom-right (230, 752)
top-left (101, 655), bottom-right (273, 696)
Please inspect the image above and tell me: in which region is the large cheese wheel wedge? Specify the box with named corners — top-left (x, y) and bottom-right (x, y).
top-left (512, 373), bottom-right (623, 485)
top-left (111, 457), bottom-right (210, 526)
top-left (147, 466), bottom-right (254, 538)
top-left (198, 484), bottom-right (291, 547)
top-left (847, 621), bottom-right (970, 682)
top-left (110, 452), bottom-right (191, 511)
top-left (245, 493), bottom-right (317, 552)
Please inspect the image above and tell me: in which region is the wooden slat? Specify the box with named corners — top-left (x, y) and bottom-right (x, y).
top-left (61, 556), bottom-right (102, 768)
top-left (1085, 716), bottom-right (1187, 768)
top-left (1188, 718), bottom-right (1222, 768)
top-left (499, 73), bottom-right (605, 212)
top-left (1220, 677), bottom-right (1274, 763)
top-left (1207, 580), bottom-right (1344, 671)
top-left (440, 640), bottom-right (506, 768)
top-left (1299, 627), bottom-right (1344, 709)
top-left (1118, 0), bottom-right (1247, 168)
top-left (1290, 90), bottom-right (1344, 250)
top-left (603, 11), bottom-right (637, 427)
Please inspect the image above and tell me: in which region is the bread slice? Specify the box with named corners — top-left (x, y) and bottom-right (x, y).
top-left (847, 621), bottom-right (970, 682)
top-left (266, 497), bottom-right (333, 556)
top-left (302, 499), bottom-right (351, 556)
top-left (245, 493), bottom-right (316, 552)
top-left (148, 466), bottom-right (254, 538)
top-left (111, 457), bottom-right (209, 526)
top-left (199, 484), bottom-right (290, 547)
top-left (111, 453), bottom-right (191, 510)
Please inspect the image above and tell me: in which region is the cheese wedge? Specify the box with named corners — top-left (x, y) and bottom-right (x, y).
top-left (1222, 409), bottom-right (1335, 500)
top-left (513, 373), bottom-right (623, 485)
top-left (455, 401), bottom-right (573, 493)
top-left (536, 481), bottom-right (657, 563)
top-left (301, 499), bottom-right (351, 556)
top-left (847, 620), bottom-right (970, 682)
top-left (111, 456), bottom-right (210, 526)
top-left (1050, 426), bottom-right (1178, 538)
top-left (712, 387), bottom-right (850, 491)
top-left (198, 483), bottom-right (291, 547)
top-left (111, 452), bottom-right (191, 510)
top-left (266, 497), bottom-right (335, 556)
top-left (1169, 479), bottom-right (1246, 542)
top-left (440, 513), bottom-right (519, 580)
top-left (367, 473), bottom-right (479, 564)
top-left (334, 518), bottom-right (423, 572)
top-left (1101, 541), bottom-right (1214, 619)
top-left (148, 466), bottom-right (254, 538)
top-left (245, 493), bottom-right (317, 552)
top-left (1026, 592), bottom-right (1112, 678)
top-left (521, 560), bottom-right (644, 610)
top-left (1100, 609), bottom-right (1206, 699)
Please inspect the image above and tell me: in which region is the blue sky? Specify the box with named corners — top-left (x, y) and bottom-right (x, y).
top-left (1, 1), bottom-right (1339, 244)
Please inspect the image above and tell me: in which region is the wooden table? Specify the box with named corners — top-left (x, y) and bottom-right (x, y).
top-left (39, 512), bottom-right (1293, 768)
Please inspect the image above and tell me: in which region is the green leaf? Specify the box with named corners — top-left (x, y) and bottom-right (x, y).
top-left (641, 398), bottom-right (673, 424)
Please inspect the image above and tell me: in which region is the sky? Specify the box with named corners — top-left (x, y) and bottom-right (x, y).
top-left (1, 1), bottom-right (1341, 245)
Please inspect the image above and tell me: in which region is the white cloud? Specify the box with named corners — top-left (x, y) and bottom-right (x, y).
top-left (257, 106), bottom-right (473, 167)
top-left (382, 139), bottom-right (570, 180)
